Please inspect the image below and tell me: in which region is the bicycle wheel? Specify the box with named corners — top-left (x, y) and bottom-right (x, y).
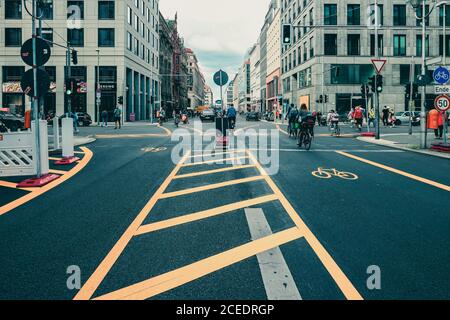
top-left (298, 132), bottom-right (304, 148)
top-left (338, 171), bottom-right (358, 180)
top-left (312, 170), bottom-right (332, 179)
top-left (304, 133), bottom-right (312, 151)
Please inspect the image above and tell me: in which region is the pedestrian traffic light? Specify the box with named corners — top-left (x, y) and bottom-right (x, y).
top-left (317, 95), bottom-right (323, 103)
top-left (406, 83), bottom-right (419, 99)
top-left (118, 96), bottom-right (123, 105)
top-left (376, 74), bottom-right (383, 93)
top-left (71, 50), bottom-right (78, 65)
top-left (282, 24), bottom-right (292, 45)
top-left (368, 76), bottom-right (376, 93)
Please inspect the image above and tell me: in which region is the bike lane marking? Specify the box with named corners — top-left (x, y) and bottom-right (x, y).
top-left (173, 164), bottom-right (256, 179)
top-left (245, 208), bottom-right (302, 300)
top-left (0, 147), bottom-right (93, 217)
top-left (337, 151), bottom-right (450, 192)
top-left (246, 150), bottom-right (363, 300)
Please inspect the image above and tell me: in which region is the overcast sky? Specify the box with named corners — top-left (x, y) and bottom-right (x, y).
top-left (159, 0), bottom-right (269, 101)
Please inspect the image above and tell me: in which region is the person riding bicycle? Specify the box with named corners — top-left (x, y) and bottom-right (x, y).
top-left (297, 104), bottom-right (315, 135)
top-left (227, 105), bottom-right (237, 129)
top-left (327, 110), bottom-right (340, 129)
top-left (287, 104), bottom-right (299, 136)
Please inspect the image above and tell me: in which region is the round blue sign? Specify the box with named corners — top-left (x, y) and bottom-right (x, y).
top-left (433, 66), bottom-right (450, 85)
top-left (213, 70), bottom-right (229, 87)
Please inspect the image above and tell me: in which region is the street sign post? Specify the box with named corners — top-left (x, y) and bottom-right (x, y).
top-left (433, 66), bottom-right (450, 85)
top-left (371, 59), bottom-right (387, 74)
top-left (20, 38), bottom-right (51, 67)
top-left (434, 95), bottom-right (450, 112)
top-left (213, 69), bottom-right (229, 147)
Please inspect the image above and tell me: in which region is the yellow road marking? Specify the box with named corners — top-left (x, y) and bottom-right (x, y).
top-left (135, 194), bottom-right (279, 235)
top-left (159, 176), bottom-right (265, 199)
top-left (49, 169), bottom-right (68, 175)
top-left (337, 151), bottom-right (450, 192)
top-left (246, 150), bottom-right (363, 300)
top-left (181, 156), bottom-right (249, 167)
top-left (190, 150), bottom-right (246, 159)
top-left (73, 151), bottom-right (191, 301)
top-left (0, 180), bottom-right (31, 191)
top-left (159, 125), bottom-right (172, 136)
top-left (0, 148), bottom-right (93, 217)
top-left (174, 164), bottom-right (257, 180)
top-left (95, 133), bottom-right (168, 139)
top-left (94, 227), bottom-right (304, 300)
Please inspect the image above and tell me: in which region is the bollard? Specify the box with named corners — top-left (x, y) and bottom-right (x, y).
top-left (56, 117), bottom-right (80, 165)
top-left (53, 116), bottom-right (60, 150)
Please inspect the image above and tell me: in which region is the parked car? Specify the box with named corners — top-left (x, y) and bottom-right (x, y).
top-left (57, 112), bottom-right (93, 127)
top-left (246, 112), bottom-right (261, 121)
top-left (394, 111), bottom-right (420, 126)
top-left (264, 112), bottom-right (275, 122)
top-left (0, 110), bottom-right (25, 131)
top-left (200, 109), bottom-right (216, 122)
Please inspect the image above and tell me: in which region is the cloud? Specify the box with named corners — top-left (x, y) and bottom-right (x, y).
top-left (159, 0), bottom-right (270, 98)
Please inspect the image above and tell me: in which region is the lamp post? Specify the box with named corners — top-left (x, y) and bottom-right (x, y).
top-left (96, 49), bottom-right (100, 126)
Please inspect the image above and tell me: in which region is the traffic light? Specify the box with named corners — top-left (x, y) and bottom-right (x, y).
top-left (368, 76), bottom-right (376, 93)
top-left (317, 95), bottom-right (323, 104)
top-left (376, 74), bottom-right (383, 93)
top-left (405, 83), bottom-right (419, 99)
top-left (282, 24), bottom-right (292, 45)
top-left (65, 78), bottom-right (75, 95)
top-left (118, 96), bottom-right (123, 105)
top-left (324, 95), bottom-right (329, 103)
top-left (71, 50), bottom-right (78, 65)
top-left (361, 84), bottom-right (369, 97)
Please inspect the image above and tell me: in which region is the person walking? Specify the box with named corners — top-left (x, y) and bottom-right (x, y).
top-left (382, 106), bottom-right (390, 127)
top-left (368, 108), bottom-right (376, 128)
top-left (354, 106), bottom-right (364, 131)
top-left (72, 111), bottom-right (79, 134)
top-left (101, 109), bottom-right (108, 127)
top-left (428, 109), bottom-right (444, 139)
top-left (114, 105), bottom-right (122, 129)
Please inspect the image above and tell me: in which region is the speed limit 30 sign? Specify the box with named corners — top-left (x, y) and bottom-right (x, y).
top-left (434, 95), bottom-right (450, 112)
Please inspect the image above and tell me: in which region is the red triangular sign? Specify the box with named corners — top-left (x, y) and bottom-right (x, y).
top-left (372, 59), bottom-right (387, 74)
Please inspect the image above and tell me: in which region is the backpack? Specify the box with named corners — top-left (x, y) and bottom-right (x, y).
top-left (354, 108), bottom-right (363, 119)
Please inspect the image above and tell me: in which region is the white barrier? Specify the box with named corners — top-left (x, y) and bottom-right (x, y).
top-left (53, 117), bottom-right (60, 150)
top-left (61, 117), bottom-right (74, 158)
top-left (0, 120), bottom-right (49, 178)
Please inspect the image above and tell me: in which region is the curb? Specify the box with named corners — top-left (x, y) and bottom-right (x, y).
top-left (357, 137), bottom-right (450, 160)
top-left (49, 135), bottom-right (96, 155)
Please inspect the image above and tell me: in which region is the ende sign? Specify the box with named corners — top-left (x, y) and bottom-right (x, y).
top-left (434, 86), bottom-right (450, 94)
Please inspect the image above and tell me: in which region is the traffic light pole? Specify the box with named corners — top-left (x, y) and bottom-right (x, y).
top-left (66, 43), bottom-right (72, 117)
top-left (31, 0), bottom-right (42, 178)
top-left (374, 0), bottom-right (381, 140)
top-left (420, 2), bottom-right (427, 149)
top-left (409, 57), bottom-right (415, 136)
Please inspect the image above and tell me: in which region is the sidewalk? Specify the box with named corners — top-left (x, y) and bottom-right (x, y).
top-left (48, 134), bottom-right (96, 153)
top-left (358, 133), bottom-right (450, 159)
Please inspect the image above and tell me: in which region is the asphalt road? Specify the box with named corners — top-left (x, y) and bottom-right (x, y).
top-left (0, 116), bottom-right (449, 300)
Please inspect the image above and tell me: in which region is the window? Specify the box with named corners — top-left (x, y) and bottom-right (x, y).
top-left (5, 0), bottom-right (22, 19)
top-left (416, 35), bottom-right (430, 57)
top-left (127, 6), bottom-right (132, 25)
top-left (324, 4), bottom-right (337, 25)
top-left (331, 64), bottom-right (374, 85)
top-left (127, 32), bottom-right (133, 51)
top-left (41, 28), bottom-right (53, 46)
top-left (5, 28), bottom-right (22, 47)
top-left (67, 28), bottom-right (84, 46)
top-left (439, 35), bottom-right (450, 57)
top-left (393, 5), bottom-right (406, 26)
top-left (370, 35), bottom-right (384, 56)
top-left (439, 5), bottom-right (450, 26)
top-left (98, 28), bottom-right (114, 47)
top-left (416, 5), bottom-right (430, 27)
top-left (67, 1), bottom-right (84, 19)
top-left (393, 35), bottom-right (407, 56)
top-left (324, 34), bottom-right (337, 55)
top-left (347, 4), bottom-right (360, 26)
top-left (38, 0), bottom-right (53, 20)
top-left (347, 34), bottom-right (360, 56)
top-left (99, 1), bottom-right (115, 20)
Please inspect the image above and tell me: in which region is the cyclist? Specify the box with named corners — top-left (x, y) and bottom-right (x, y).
top-left (327, 110), bottom-right (340, 135)
top-left (287, 104), bottom-right (299, 137)
top-left (297, 104), bottom-right (315, 148)
top-left (227, 105), bottom-right (237, 129)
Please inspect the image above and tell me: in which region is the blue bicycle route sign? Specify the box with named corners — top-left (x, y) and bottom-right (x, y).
top-left (433, 66), bottom-right (450, 85)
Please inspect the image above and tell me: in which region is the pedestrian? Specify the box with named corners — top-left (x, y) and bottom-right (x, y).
top-left (368, 108), bottom-right (376, 128)
top-left (427, 109), bottom-right (444, 139)
top-left (101, 109), bottom-right (108, 127)
top-left (317, 111), bottom-right (322, 126)
top-left (354, 106), bottom-right (364, 131)
top-left (348, 108), bottom-right (355, 128)
top-left (72, 111), bottom-right (79, 133)
top-left (382, 106), bottom-right (390, 127)
top-left (114, 105), bottom-right (122, 129)
top-left (389, 108), bottom-right (396, 128)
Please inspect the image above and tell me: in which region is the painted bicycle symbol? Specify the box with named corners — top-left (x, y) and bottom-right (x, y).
top-left (141, 147), bottom-right (167, 153)
top-left (312, 167), bottom-right (358, 180)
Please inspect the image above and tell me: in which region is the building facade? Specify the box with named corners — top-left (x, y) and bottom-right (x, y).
top-left (159, 11), bottom-right (173, 115)
top-left (204, 84), bottom-right (213, 106)
top-left (185, 48), bottom-right (205, 110)
top-left (266, 7), bottom-right (282, 115)
top-left (225, 80), bottom-right (234, 107)
top-left (238, 59), bottom-right (251, 112)
top-left (0, 0), bottom-right (161, 122)
top-left (249, 43), bottom-right (261, 112)
top-left (280, 0), bottom-right (450, 115)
